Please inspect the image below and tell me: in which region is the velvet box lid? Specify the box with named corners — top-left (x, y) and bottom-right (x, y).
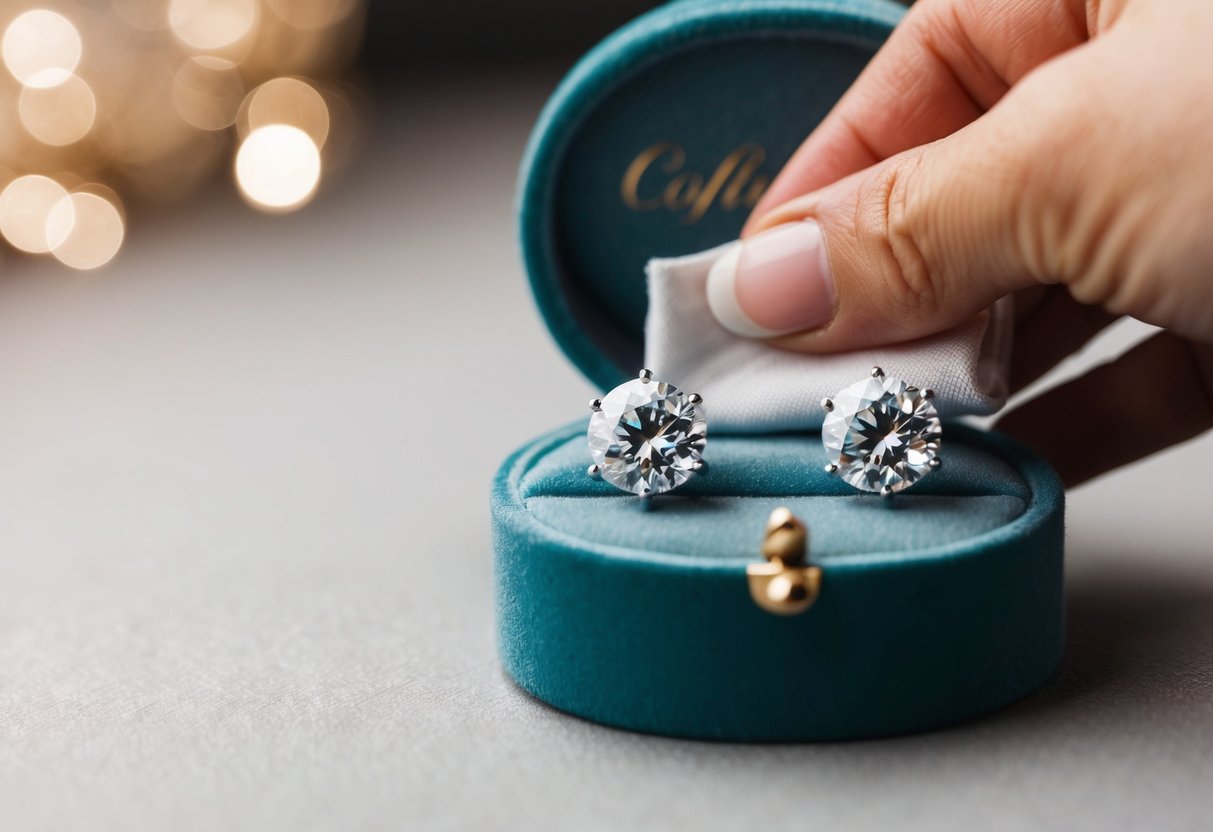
top-left (520, 0), bottom-right (907, 388)
top-left (494, 0), bottom-right (1065, 741)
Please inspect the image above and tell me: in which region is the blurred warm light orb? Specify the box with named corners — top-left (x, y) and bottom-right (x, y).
top-left (0, 0), bottom-right (362, 267)
top-left (3, 9), bottom-right (83, 88)
top-left (0, 175), bottom-right (70, 253)
top-left (112, 0), bottom-right (169, 31)
top-left (242, 76), bottom-right (330, 147)
top-left (266, 0), bottom-right (358, 31)
top-left (47, 191), bottom-right (125, 270)
top-left (172, 56), bottom-right (245, 130)
top-left (235, 124), bottom-right (321, 211)
top-left (168, 0), bottom-right (258, 51)
top-left (19, 73), bottom-right (97, 145)
top-left (103, 44), bottom-right (203, 165)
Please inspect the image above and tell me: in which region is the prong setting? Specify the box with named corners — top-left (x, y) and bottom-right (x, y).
top-left (929, 457), bottom-right (942, 470)
top-left (586, 368), bottom-right (708, 503)
top-left (820, 368), bottom-right (942, 497)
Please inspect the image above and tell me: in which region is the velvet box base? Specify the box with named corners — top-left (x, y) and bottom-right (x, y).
top-left (499, 0), bottom-right (1066, 741)
top-left (494, 423), bottom-right (1064, 742)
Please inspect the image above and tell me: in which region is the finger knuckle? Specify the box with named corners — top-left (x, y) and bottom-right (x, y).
top-left (871, 156), bottom-right (940, 316)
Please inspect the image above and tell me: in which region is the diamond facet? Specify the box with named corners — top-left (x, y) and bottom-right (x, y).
top-left (821, 372), bottom-right (941, 494)
top-left (587, 374), bottom-right (707, 496)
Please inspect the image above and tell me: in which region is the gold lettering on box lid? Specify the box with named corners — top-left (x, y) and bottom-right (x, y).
top-left (621, 142), bottom-right (770, 225)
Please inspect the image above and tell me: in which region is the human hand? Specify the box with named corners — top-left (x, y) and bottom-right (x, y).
top-left (706, 0), bottom-right (1213, 486)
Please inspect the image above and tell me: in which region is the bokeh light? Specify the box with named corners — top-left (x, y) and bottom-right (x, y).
top-left (168, 0), bottom-right (258, 52)
top-left (0, 175), bottom-right (70, 253)
top-left (242, 76), bottom-right (330, 146)
top-left (47, 191), bottom-right (125, 270)
top-left (0, 0), bottom-right (363, 269)
top-left (235, 124), bottom-right (321, 211)
top-left (172, 56), bottom-right (245, 131)
top-left (111, 0), bottom-right (169, 32)
top-left (102, 43), bottom-right (204, 165)
top-left (2, 9), bottom-right (82, 88)
top-left (265, 0), bottom-right (357, 31)
top-left (19, 73), bottom-right (97, 146)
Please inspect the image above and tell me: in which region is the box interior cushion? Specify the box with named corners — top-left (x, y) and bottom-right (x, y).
top-left (517, 424), bottom-right (1031, 562)
top-left (521, 0), bottom-right (906, 389)
top-left (494, 421), bottom-right (1065, 741)
top-left (505, 0), bottom-right (1063, 743)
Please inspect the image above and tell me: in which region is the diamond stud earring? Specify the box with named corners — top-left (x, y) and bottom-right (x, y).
top-left (587, 368), bottom-right (707, 505)
top-left (821, 366), bottom-right (942, 497)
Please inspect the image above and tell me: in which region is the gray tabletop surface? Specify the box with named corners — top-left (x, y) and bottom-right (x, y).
top-left (2, 73), bottom-right (1211, 832)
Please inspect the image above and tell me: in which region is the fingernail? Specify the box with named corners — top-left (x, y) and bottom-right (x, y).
top-left (707, 220), bottom-right (835, 338)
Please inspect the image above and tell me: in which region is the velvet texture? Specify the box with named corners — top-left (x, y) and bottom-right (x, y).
top-left (495, 424), bottom-right (1064, 741)
top-left (518, 0), bottom-right (908, 390)
top-left (501, 0), bottom-right (1066, 741)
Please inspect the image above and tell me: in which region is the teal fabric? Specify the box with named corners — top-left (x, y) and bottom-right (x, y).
top-left (521, 433), bottom-right (1033, 556)
top-left (494, 424), bottom-right (1065, 741)
top-left (503, 0), bottom-right (1065, 742)
top-left (517, 0), bottom-right (906, 389)
top-left (521, 431), bottom-right (1031, 500)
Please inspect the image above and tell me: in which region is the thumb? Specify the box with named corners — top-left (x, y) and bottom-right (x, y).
top-left (707, 79), bottom-right (1068, 351)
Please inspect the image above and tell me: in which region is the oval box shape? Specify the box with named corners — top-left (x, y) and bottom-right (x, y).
top-left (498, 0), bottom-right (1065, 741)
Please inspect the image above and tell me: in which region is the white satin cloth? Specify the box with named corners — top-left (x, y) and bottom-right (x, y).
top-left (644, 242), bottom-right (1013, 433)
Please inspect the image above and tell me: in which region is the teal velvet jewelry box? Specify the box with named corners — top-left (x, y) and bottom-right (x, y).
top-left (494, 0), bottom-right (1066, 741)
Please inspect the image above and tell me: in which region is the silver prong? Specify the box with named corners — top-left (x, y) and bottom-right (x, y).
top-left (870, 366), bottom-right (884, 378)
top-left (821, 398), bottom-right (834, 412)
top-left (587, 464), bottom-right (602, 480)
top-left (691, 459), bottom-right (709, 475)
top-left (824, 463), bottom-right (838, 475)
top-left (923, 388), bottom-right (935, 400)
top-left (929, 457), bottom-right (942, 470)
top-left (880, 486), bottom-right (894, 499)
top-left (905, 386), bottom-right (919, 393)
top-left (638, 493), bottom-right (654, 511)
top-left (687, 392), bottom-right (702, 405)
top-left (638, 368), bottom-right (654, 382)
top-left (589, 398), bottom-right (602, 412)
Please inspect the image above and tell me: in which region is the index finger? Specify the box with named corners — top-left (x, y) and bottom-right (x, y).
top-left (744, 0), bottom-right (1089, 234)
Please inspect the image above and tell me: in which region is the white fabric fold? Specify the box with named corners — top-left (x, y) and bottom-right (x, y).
top-left (644, 242), bottom-right (1013, 433)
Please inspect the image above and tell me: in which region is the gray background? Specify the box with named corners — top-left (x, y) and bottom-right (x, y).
top-left (1, 73), bottom-right (1211, 831)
